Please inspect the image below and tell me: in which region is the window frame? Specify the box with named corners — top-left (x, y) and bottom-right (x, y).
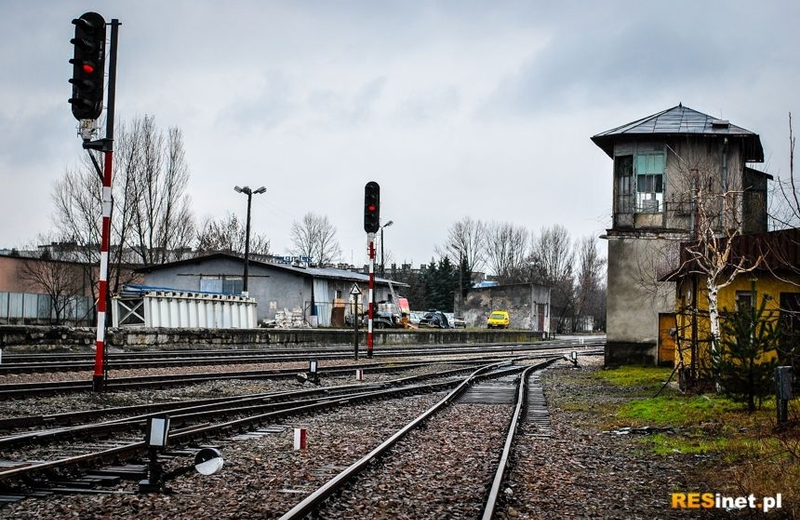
top-left (634, 152), bottom-right (665, 214)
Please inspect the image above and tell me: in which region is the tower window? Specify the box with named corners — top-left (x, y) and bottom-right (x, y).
top-left (635, 153), bottom-right (665, 213)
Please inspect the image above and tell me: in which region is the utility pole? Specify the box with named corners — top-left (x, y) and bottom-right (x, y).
top-left (234, 185), bottom-right (266, 294)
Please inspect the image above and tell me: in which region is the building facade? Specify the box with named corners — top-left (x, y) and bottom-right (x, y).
top-left (0, 254), bottom-right (99, 325)
top-left (135, 252), bottom-right (405, 327)
top-left (592, 104), bottom-right (768, 365)
top-left (663, 229), bottom-right (800, 379)
top-left (455, 282), bottom-right (551, 335)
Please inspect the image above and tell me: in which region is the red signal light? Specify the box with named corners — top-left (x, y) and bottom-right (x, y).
top-left (363, 181), bottom-right (380, 233)
top-left (69, 12), bottom-right (106, 120)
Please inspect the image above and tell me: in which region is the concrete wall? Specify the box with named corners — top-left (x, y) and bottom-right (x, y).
top-left (0, 325), bottom-right (545, 352)
top-left (605, 237), bottom-right (675, 365)
top-left (456, 283), bottom-right (551, 333)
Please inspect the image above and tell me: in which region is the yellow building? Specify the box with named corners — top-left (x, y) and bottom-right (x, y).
top-left (660, 228), bottom-right (800, 381)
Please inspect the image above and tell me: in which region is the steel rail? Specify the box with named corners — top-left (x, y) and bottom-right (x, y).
top-left (0, 338), bottom-right (605, 374)
top-left (481, 362), bottom-right (547, 519)
top-left (277, 358), bottom-right (547, 520)
top-left (0, 354), bottom-right (541, 399)
top-left (0, 383), bottom-right (451, 484)
top-left (0, 363), bottom-right (510, 485)
top-left (0, 362), bottom-right (497, 451)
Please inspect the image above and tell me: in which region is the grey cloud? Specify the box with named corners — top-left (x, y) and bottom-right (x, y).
top-left (307, 76), bottom-right (387, 128)
top-left (397, 86), bottom-right (461, 124)
top-left (214, 71), bottom-right (298, 133)
top-left (481, 1), bottom-right (795, 117)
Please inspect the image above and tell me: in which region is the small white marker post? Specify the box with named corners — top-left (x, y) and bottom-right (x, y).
top-left (294, 427), bottom-right (307, 450)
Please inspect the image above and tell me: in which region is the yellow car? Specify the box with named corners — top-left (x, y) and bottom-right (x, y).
top-left (487, 310), bottom-right (510, 329)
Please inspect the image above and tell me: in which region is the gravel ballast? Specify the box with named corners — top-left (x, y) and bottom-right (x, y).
top-left (1, 355), bottom-right (734, 519)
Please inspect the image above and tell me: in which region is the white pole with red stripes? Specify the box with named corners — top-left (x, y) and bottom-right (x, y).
top-left (93, 152), bottom-right (113, 392)
top-left (88, 17), bottom-right (120, 393)
top-left (363, 181), bottom-right (380, 359)
top-left (367, 235), bottom-right (376, 358)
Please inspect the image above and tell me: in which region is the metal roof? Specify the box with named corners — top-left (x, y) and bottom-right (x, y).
top-left (135, 252), bottom-right (407, 287)
top-left (660, 227), bottom-right (800, 281)
top-left (591, 104), bottom-right (764, 162)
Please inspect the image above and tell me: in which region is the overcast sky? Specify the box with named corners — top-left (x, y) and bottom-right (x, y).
top-left (1, 0), bottom-right (799, 267)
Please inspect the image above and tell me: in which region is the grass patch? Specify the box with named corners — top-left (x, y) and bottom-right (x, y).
top-left (587, 365), bottom-right (800, 517)
top-left (645, 432), bottom-right (731, 456)
top-left (616, 395), bottom-right (741, 426)
top-left (594, 365), bottom-right (676, 394)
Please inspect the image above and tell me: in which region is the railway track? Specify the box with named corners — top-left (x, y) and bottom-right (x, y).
top-left (0, 337), bottom-right (604, 374)
top-left (278, 359), bottom-right (555, 519)
top-left (0, 354), bottom-right (566, 399)
top-left (0, 341), bottom-right (603, 400)
top-left (0, 359), bottom-right (541, 501)
top-left (0, 343), bottom-right (603, 517)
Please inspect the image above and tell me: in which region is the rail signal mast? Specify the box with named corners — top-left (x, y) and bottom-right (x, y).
top-left (363, 182), bottom-right (380, 358)
top-left (68, 12), bottom-right (121, 392)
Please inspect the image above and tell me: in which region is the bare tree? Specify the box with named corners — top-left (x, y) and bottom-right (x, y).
top-left (290, 212), bottom-right (341, 266)
top-left (436, 216), bottom-right (487, 273)
top-left (671, 157), bottom-right (762, 377)
top-left (529, 225), bottom-right (574, 283)
top-left (52, 116), bottom-right (196, 299)
top-left (436, 216), bottom-right (487, 296)
top-left (123, 118), bottom-right (195, 265)
top-left (529, 224), bottom-right (576, 332)
top-left (484, 221), bottom-right (528, 284)
top-left (574, 235), bottom-right (606, 331)
top-left (17, 244), bottom-right (86, 325)
top-left (196, 212), bottom-right (271, 256)
top-left (52, 165), bottom-right (101, 264)
top-left (772, 112), bottom-right (800, 228)
top-left (51, 164), bottom-right (104, 302)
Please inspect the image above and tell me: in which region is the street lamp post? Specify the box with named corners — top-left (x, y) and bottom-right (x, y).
top-left (234, 185), bottom-right (266, 295)
top-left (380, 220), bottom-right (393, 278)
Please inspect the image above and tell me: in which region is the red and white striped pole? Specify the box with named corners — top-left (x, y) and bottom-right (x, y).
top-left (367, 235), bottom-right (375, 358)
top-left (363, 181), bottom-right (380, 359)
top-left (91, 18), bottom-right (120, 393)
top-left (93, 150), bottom-right (113, 392)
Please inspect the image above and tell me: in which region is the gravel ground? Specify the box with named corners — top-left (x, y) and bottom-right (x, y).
top-left (498, 357), bottom-right (697, 519)
top-left (0, 354), bottom-right (757, 519)
top-left (499, 357), bottom-right (773, 520)
top-left (318, 403), bottom-right (512, 519)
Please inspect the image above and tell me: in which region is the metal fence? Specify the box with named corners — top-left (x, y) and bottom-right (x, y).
top-left (0, 291), bottom-right (94, 326)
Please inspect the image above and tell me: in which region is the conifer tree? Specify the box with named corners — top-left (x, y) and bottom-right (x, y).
top-left (714, 290), bottom-right (780, 412)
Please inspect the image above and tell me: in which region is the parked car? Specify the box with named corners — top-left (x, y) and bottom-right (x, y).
top-left (445, 313), bottom-right (466, 328)
top-left (487, 310), bottom-right (510, 329)
top-left (418, 311), bottom-right (450, 328)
